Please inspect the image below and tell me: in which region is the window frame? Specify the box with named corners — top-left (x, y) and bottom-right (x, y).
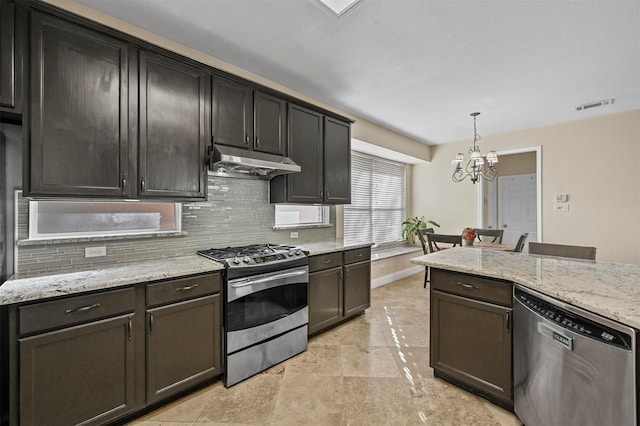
top-left (273, 204), bottom-right (331, 229)
top-left (28, 200), bottom-right (182, 241)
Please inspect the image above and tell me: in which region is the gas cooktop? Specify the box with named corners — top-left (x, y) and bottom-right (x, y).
top-left (197, 243), bottom-right (307, 268)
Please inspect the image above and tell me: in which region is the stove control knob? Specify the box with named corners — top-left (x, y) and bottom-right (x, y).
top-left (243, 256), bottom-right (251, 264)
top-left (288, 249), bottom-right (295, 257)
top-left (295, 249), bottom-right (302, 255)
top-left (232, 257), bottom-right (240, 265)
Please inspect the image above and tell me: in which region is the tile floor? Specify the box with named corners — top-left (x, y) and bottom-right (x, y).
top-left (128, 272), bottom-right (522, 425)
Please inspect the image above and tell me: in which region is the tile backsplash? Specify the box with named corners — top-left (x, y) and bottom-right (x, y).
top-left (16, 176), bottom-right (336, 275)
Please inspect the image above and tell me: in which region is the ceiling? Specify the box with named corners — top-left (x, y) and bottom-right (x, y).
top-left (75, 0), bottom-right (640, 145)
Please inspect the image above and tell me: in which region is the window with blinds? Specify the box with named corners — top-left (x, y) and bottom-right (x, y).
top-left (344, 151), bottom-right (406, 246)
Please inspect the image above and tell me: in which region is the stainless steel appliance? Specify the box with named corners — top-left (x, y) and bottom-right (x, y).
top-left (197, 244), bottom-right (308, 387)
top-left (513, 286), bottom-right (636, 426)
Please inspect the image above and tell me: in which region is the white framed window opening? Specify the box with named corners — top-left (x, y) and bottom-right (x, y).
top-left (29, 200), bottom-right (181, 240)
top-left (274, 205), bottom-right (330, 228)
top-left (344, 151), bottom-right (406, 247)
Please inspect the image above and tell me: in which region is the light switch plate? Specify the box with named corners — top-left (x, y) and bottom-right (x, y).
top-left (290, 231), bottom-right (299, 239)
top-left (554, 203), bottom-right (570, 212)
top-left (85, 246), bottom-right (106, 258)
top-left (555, 194), bottom-right (568, 202)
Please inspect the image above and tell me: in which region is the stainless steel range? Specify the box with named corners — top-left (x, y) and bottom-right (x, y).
top-left (197, 244), bottom-right (309, 387)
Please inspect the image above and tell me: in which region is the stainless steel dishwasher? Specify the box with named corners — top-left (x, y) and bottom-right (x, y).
top-left (513, 286), bottom-right (636, 426)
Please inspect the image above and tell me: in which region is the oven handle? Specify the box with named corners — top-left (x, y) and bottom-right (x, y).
top-left (231, 269), bottom-right (307, 288)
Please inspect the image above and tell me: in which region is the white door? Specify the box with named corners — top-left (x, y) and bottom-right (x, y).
top-left (499, 174), bottom-right (537, 247)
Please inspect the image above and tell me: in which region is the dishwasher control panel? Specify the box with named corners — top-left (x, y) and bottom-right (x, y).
top-left (515, 289), bottom-right (632, 350)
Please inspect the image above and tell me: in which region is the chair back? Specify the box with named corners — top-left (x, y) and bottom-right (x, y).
top-left (427, 233), bottom-right (462, 253)
top-left (513, 233), bottom-right (529, 253)
top-left (528, 242), bottom-right (596, 260)
top-left (417, 228), bottom-right (435, 254)
top-left (474, 228), bottom-right (504, 243)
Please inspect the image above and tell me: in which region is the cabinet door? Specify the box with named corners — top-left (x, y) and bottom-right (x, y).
top-left (138, 50), bottom-right (208, 199)
top-left (212, 75), bottom-right (252, 149)
top-left (146, 294), bottom-right (221, 403)
top-left (0, 0), bottom-right (17, 112)
top-left (285, 104), bottom-right (324, 203)
top-left (20, 314), bottom-right (136, 426)
top-left (308, 267), bottom-right (343, 335)
top-left (254, 91), bottom-right (286, 155)
top-left (430, 290), bottom-right (512, 404)
top-left (323, 117), bottom-right (351, 204)
top-left (343, 261), bottom-right (371, 317)
top-left (28, 12), bottom-right (129, 197)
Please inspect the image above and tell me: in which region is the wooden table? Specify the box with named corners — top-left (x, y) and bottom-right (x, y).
top-left (468, 242), bottom-right (515, 251)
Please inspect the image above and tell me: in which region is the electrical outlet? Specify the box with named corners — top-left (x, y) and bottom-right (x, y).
top-left (554, 203), bottom-right (570, 212)
top-left (290, 231), bottom-right (299, 239)
top-left (85, 246), bottom-right (106, 258)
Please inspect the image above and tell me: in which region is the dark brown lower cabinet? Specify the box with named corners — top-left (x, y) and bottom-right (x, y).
top-left (146, 294), bottom-right (221, 403)
top-left (19, 314), bottom-right (136, 426)
top-left (344, 260), bottom-right (371, 317)
top-left (308, 266), bottom-right (343, 335)
top-left (308, 247), bottom-right (371, 335)
top-left (430, 268), bottom-right (513, 408)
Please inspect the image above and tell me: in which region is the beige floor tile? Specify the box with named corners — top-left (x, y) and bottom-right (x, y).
top-left (373, 307), bottom-right (422, 327)
top-left (482, 401), bottom-right (523, 426)
top-left (342, 376), bottom-right (421, 425)
top-left (270, 374), bottom-right (344, 426)
top-left (196, 374), bottom-right (282, 424)
top-left (340, 345), bottom-right (401, 378)
top-left (389, 346), bottom-right (434, 386)
top-left (128, 385), bottom-right (214, 423)
top-left (380, 323), bottom-right (429, 349)
top-left (281, 344), bottom-right (343, 376)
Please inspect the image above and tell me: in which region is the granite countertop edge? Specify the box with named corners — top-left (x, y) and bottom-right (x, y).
top-left (300, 241), bottom-right (374, 256)
top-left (411, 248), bottom-right (640, 330)
top-left (0, 255), bottom-right (225, 305)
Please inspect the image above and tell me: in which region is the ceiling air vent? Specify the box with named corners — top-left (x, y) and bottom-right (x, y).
top-left (575, 99), bottom-right (615, 111)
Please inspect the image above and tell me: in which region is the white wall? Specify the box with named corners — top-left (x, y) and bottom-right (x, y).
top-left (412, 109), bottom-right (640, 264)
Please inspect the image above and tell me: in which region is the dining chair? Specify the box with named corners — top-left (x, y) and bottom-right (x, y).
top-left (426, 233), bottom-right (463, 253)
top-left (474, 228), bottom-right (504, 243)
top-left (528, 242), bottom-right (596, 260)
top-left (417, 228), bottom-right (435, 288)
top-left (513, 233), bottom-right (529, 253)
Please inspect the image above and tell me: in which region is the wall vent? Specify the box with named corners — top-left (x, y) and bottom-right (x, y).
top-left (575, 99), bottom-right (615, 111)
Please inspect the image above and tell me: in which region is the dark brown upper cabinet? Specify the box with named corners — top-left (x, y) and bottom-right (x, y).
top-left (26, 11), bottom-right (130, 198)
top-left (270, 104), bottom-right (323, 203)
top-left (212, 75), bottom-right (252, 149)
top-left (324, 117), bottom-right (351, 204)
top-left (138, 50), bottom-right (208, 200)
top-left (0, 0), bottom-right (22, 116)
top-left (253, 91), bottom-right (286, 155)
top-left (270, 105), bottom-right (351, 205)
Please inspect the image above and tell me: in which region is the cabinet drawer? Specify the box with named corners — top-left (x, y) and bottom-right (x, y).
top-left (430, 269), bottom-right (512, 306)
top-left (147, 273), bottom-right (221, 307)
top-left (309, 252), bottom-right (343, 273)
top-left (344, 247), bottom-right (371, 264)
top-left (19, 287), bottom-right (135, 336)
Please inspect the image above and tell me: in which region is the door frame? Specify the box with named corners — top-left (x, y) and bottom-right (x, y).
top-left (477, 146), bottom-right (542, 242)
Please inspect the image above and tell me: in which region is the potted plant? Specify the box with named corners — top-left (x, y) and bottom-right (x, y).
top-left (462, 227), bottom-right (476, 246)
top-left (402, 216), bottom-right (440, 244)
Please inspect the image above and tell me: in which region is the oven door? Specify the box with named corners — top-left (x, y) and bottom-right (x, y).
top-left (226, 265), bottom-right (308, 354)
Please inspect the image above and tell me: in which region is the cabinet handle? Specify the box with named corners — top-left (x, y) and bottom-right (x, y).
top-left (456, 282), bottom-right (480, 290)
top-left (245, 133), bottom-right (249, 145)
top-left (322, 259), bottom-right (333, 264)
top-left (140, 177), bottom-right (146, 192)
top-left (175, 284), bottom-right (199, 292)
top-left (356, 253), bottom-right (363, 257)
top-left (122, 173), bottom-right (127, 190)
top-left (128, 317), bottom-right (133, 341)
top-left (149, 313), bottom-right (154, 335)
top-left (339, 269), bottom-right (343, 279)
top-left (65, 303), bottom-right (100, 314)
top-left (505, 311), bottom-right (511, 334)
top-left (256, 137), bottom-right (260, 147)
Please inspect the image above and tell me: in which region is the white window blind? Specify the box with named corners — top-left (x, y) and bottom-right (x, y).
top-left (344, 151), bottom-right (405, 246)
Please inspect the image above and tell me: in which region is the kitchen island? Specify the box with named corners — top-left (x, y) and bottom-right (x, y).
top-left (411, 247), bottom-right (640, 421)
top-left (411, 247), bottom-right (640, 329)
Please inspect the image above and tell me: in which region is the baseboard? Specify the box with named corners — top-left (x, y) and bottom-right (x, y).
top-left (371, 266), bottom-right (423, 289)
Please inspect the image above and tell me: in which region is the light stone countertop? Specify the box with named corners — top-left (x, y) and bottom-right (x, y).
top-left (300, 240), bottom-right (374, 256)
top-left (411, 248), bottom-right (640, 329)
top-left (0, 255), bottom-right (225, 305)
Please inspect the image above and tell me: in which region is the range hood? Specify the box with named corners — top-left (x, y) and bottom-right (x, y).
top-left (209, 144), bottom-right (301, 180)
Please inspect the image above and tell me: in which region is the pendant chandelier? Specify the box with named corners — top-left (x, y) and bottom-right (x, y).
top-left (452, 112), bottom-right (498, 184)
